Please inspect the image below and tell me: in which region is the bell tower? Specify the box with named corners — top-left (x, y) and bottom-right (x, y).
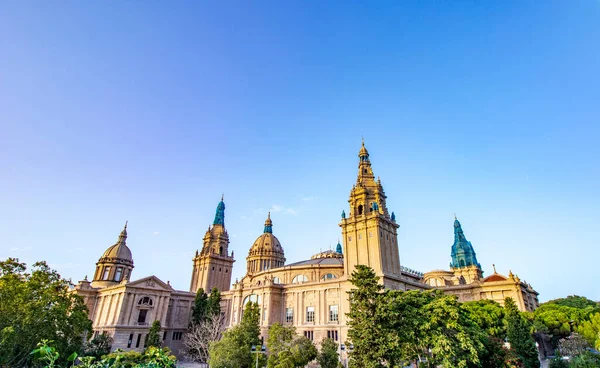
top-left (190, 196), bottom-right (235, 293)
top-left (339, 140), bottom-right (402, 283)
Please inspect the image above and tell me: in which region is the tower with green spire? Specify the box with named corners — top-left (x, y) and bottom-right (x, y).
top-left (190, 196), bottom-right (235, 293)
top-left (449, 216), bottom-right (483, 283)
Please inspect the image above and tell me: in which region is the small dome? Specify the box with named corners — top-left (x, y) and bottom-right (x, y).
top-left (100, 222), bottom-right (133, 265)
top-left (311, 249), bottom-right (343, 260)
top-left (358, 139), bottom-right (369, 158)
top-left (249, 233), bottom-right (284, 255)
top-left (102, 242), bottom-right (133, 261)
top-left (483, 274), bottom-right (507, 283)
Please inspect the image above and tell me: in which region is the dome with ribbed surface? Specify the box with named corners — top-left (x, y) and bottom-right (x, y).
top-left (246, 213), bottom-right (286, 274)
top-left (101, 223), bottom-right (133, 264)
top-left (92, 222), bottom-right (135, 288)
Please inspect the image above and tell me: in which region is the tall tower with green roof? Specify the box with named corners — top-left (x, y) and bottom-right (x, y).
top-left (190, 196), bottom-right (236, 293)
top-left (449, 216), bottom-right (483, 283)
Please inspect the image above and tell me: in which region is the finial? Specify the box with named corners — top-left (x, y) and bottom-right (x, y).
top-left (454, 213), bottom-right (457, 220)
top-left (268, 211), bottom-right (271, 219)
top-left (84, 275), bottom-right (88, 281)
top-left (492, 264), bottom-right (497, 273)
top-left (124, 220), bottom-right (128, 229)
top-left (361, 136), bottom-right (364, 146)
top-left (221, 193), bottom-right (224, 201)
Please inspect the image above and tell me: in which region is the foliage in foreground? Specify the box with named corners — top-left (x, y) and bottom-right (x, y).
top-left (317, 338), bottom-right (341, 368)
top-left (31, 340), bottom-right (177, 368)
top-left (184, 287), bottom-right (224, 362)
top-left (266, 323), bottom-right (317, 368)
top-left (346, 265), bottom-right (483, 368)
top-left (0, 258), bottom-right (93, 367)
top-left (505, 297), bottom-right (540, 368)
top-left (209, 301), bottom-right (262, 368)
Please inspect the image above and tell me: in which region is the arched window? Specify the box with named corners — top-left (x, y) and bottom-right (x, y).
top-left (291, 275), bottom-right (309, 284)
top-left (273, 277), bottom-right (281, 284)
top-left (242, 294), bottom-right (261, 306)
top-left (357, 205), bottom-right (363, 215)
top-left (321, 273), bottom-right (337, 280)
top-left (138, 297), bottom-right (154, 306)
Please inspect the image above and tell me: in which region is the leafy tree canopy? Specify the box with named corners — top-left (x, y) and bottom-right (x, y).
top-left (0, 258), bottom-right (92, 367)
top-left (505, 297), bottom-right (539, 368)
top-left (317, 338), bottom-right (340, 368)
top-left (146, 320), bottom-right (162, 348)
top-left (347, 265), bottom-right (483, 368)
top-left (462, 299), bottom-right (507, 339)
top-left (209, 301), bottom-right (261, 368)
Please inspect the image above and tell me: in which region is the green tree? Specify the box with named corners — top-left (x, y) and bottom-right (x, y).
top-left (505, 297), bottom-right (539, 368)
top-left (83, 332), bottom-right (113, 359)
top-left (290, 336), bottom-right (317, 367)
top-left (146, 320), bottom-right (162, 348)
top-left (346, 265), bottom-right (385, 368)
top-left (462, 299), bottom-right (507, 339)
top-left (318, 338), bottom-right (340, 368)
top-left (191, 288), bottom-right (209, 325)
top-left (266, 323), bottom-right (317, 368)
top-left (346, 265), bottom-right (482, 368)
top-left (0, 258), bottom-right (92, 367)
top-left (209, 301), bottom-right (261, 368)
top-left (576, 312), bottom-right (600, 349)
top-left (532, 295), bottom-right (599, 347)
top-left (207, 287), bottom-right (221, 317)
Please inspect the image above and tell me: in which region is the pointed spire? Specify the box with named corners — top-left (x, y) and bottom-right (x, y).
top-left (213, 196), bottom-right (225, 226)
top-left (264, 212), bottom-right (273, 233)
top-left (118, 221), bottom-right (128, 242)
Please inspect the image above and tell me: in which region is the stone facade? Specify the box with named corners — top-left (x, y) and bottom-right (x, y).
top-left (74, 141), bottom-right (539, 356)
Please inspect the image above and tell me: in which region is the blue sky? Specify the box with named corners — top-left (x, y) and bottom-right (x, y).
top-left (0, 1), bottom-right (598, 302)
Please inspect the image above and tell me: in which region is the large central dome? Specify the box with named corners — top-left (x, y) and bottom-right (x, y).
top-left (246, 213), bottom-right (286, 274)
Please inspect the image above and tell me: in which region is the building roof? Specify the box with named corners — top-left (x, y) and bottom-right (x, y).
top-left (286, 257), bottom-right (344, 267)
top-left (310, 249), bottom-right (343, 260)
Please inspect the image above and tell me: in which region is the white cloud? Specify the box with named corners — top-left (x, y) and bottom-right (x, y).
top-left (153, 232), bottom-right (160, 236)
top-left (286, 208), bottom-right (297, 215)
top-left (271, 205), bottom-right (284, 213)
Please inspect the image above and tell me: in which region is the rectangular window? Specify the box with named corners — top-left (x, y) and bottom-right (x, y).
top-left (102, 267), bottom-right (110, 280)
top-left (127, 333), bottom-right (133, 348)
top-left (172, 331), bottom-right (183, 341)
top-left (115, 267), bottom-right (123, 281)
top-left (306, 306), bottom-right (315, 323)
top-left (285, 308), bottom-right (293, 323)
top-left (329, 305), bottom-right (339, 322)
top-left (328, 330), bottom-right (338, 340)
top-left (304, 330), bottom-right (314, 340)
top-left (163, 331), bottom-right (167, 340)
top-left (137, 309), bottom-right (148, 324)
top-left (135, 334), bottom-right (141, 348)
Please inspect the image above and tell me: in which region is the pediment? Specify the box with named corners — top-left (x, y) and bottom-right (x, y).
top-left (126, 275), bottom-right (173, 291)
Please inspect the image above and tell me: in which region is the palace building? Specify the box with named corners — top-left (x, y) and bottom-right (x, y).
top-left (73, 141), bottom-right (539, 356)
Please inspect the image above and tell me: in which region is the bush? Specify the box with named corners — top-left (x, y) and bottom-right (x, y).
top-left (83, 333), bottom-right (113, 359)
top-left (548, 357), bottom-right (570, 368)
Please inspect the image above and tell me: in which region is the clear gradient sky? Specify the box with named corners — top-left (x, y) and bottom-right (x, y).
top-left (1, 1), bottom-right (598, 302)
